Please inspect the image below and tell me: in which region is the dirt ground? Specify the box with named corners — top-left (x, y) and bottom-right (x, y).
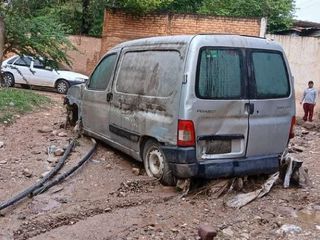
top-left (1, 91), bottom-right (320, 240)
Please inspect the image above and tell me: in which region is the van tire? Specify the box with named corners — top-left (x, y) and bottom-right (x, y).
top-left (143, 140), bottom-right (176, 186)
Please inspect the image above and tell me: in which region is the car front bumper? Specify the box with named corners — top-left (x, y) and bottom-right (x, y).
top-left (161, 146), bottom-right (280, 179)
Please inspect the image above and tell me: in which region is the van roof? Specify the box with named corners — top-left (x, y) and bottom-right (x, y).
top-left (111, 34), bottom-right (283, 52)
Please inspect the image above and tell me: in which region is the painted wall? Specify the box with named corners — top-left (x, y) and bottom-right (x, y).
top-left (267, 34), bottom-right (320, 117)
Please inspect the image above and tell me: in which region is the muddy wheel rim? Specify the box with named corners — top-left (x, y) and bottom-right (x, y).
top-left (57, 82), bottom-right (67, 93)
top-left (147, 148), bottom-right (164, 178)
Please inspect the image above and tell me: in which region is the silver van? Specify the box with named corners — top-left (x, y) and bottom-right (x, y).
top-left (66, 35), bottom-right (296, 185)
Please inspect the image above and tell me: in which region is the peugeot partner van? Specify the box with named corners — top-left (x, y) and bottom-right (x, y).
top-left (66, 35), bottom-right (296, 186)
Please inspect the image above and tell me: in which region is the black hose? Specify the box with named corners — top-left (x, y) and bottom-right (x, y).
top-left (0, 139), bottom-right (75, 211)
top-left (33, 138), bottom-right (97, 195)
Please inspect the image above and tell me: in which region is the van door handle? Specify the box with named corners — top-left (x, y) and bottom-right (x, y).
top-left (106, 92), bottom-right (113, 102)
top-left (245, 103), bottom-right (254, 115)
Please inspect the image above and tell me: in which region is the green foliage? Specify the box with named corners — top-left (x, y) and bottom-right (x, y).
top-left (4, 14), bottom-right (74, 66)
top-left (14, 0), bottom-right (295, 36)
top-left (197, 0), bottom-right (295, 32)
top-left (0, 88), bottom-right (50, 124)
top-left (1, 0), bottom-right (75, 67)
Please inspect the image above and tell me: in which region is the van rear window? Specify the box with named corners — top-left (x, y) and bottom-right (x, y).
top-left (252, 51), bottom-right (290, 99)
top-left (196, 48), bottom-right (242, 99)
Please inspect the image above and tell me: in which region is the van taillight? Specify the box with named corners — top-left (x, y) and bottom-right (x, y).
top-left (289, 116), bottom-right (296, 139)
top-left (178, 120), bottom-right (195, 147)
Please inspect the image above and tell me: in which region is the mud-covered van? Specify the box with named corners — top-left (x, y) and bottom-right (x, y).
top-left (66, 35), bottom-right (296, 186)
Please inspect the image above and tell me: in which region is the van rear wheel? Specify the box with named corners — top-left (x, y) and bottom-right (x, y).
top-left (143, 140), bottom-right (176, 186)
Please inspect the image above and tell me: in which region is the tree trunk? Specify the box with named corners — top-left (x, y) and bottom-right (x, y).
top-left (82, 0), bottom-right (90, 34)
top-left (0, 16), bottom-right (5, 87)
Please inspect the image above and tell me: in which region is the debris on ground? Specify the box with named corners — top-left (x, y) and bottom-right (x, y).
top-left (225, 172), bottom-right (279, 209)
top-left (38, 126), bottom-right (52, 133)
top-left (198, 224), bottom-right (217, 240)
top-left (276, 224), bottom-right (302, 236)
top-left (0, 141), bottom-right (4, 148)
top-left (22, 168), bottom-right (32, 178)
top-left (132, 167), bottom-right (141, 176)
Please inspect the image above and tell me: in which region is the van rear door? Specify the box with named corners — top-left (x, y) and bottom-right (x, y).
top-left (246, 50), bottom-right (293, 157)
top-left (194, 48), bottom-right (250, 160)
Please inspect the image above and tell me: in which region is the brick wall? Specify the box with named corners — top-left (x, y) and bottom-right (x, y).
top-left (67, 35), bottom-right (102, 76)
top-left (101, 9), bottom-right (263, 55)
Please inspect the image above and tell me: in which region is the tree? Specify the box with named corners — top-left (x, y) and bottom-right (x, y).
top-left (197, 0), bottom-right (295, 32)
top-left (0, 0), bottom-right (74, 86)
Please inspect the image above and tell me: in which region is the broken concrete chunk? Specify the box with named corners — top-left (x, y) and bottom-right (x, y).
top-left (198, 224), bottom-right (217, 240)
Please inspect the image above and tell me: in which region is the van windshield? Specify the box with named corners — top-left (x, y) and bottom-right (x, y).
top-left (251, 51), bottom-right (290, 99)
top-left (196, 48), bottom-right (242, 99)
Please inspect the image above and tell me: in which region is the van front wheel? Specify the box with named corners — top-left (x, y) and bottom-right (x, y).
top-left (143, 140), bottom-right (176, 186)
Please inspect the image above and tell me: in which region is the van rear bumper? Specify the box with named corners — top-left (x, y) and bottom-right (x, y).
top-left (161, 146), bottom-right (280, 179)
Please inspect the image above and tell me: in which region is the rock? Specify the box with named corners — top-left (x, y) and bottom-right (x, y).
top-left (291, 146), bottom-right (305, 153)
top-left (301, 130), bottom-right (309, 135)
top-left (54, 148), bottom-right (65, 157)
top-left (276, 224), bottom-right (302, 236)
top-left (0, 141), bottom-right (4, 148)
top-left (3, 121), bottom-right (8, 124)
top-left (0, 160), bottom-right (7, 164)
top-left (51, 130), bottom-right (58, 136)
top-left (106, 164), bottom-right (112, 170)
top-left (38, 126), bottom-right (52, 133)
top-left (316, 225), bottom-right (320, 231)
top-left (9, 101), bottom-right (15, 107)
top-left (104, 207), bottom-right (112, 212)
top-left (132, 168), bottom-right (140, 176)
top-left (118, 191), bottom-right (126, 197)
top-left (240, 233), bottom-right (250, 239)
top-left (41, 171), bottom-right (50, 178)
top-left (222, 227), bottom-right (234, 237)
top-left (57, 132), bottom-right (67, 137)
top-left (31, 150), bottom-right (41, 155)
top-left (198, 224), bottom-right (217, 240)
top-left (22, 168), bottom-right (32, 178)
top-left (171, 228), bottom-right (179, 233)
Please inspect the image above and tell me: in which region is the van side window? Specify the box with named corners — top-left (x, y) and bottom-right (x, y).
top-left (252, 52), bottom-right (290, 98)
top-left (116, 50), bottom-right (182, 97)
top-left (196, 49), bottom-right (242, 99)
top-left (88, 54), bottom-right (117, 90)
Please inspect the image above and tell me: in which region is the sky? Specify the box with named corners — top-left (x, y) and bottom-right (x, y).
top-left (295, 0), bottom-right (320, 23)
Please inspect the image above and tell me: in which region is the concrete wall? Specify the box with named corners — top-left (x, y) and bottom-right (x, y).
top-left (267, 34), bottom-right (320, 117)
top-left (101, 9), bottom-right (264, 55)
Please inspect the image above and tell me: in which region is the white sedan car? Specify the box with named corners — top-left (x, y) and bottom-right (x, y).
top-left (1, 55), bottom-right (88, 94)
